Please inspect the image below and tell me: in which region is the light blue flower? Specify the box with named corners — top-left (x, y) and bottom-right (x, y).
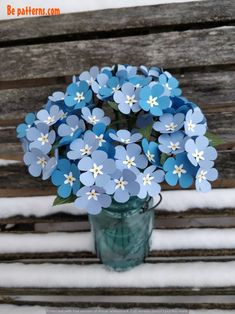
top-left (16, 113), bottom-right (36, 138)
top-left (142, 138), bottom-right (160, 166)
top-left (79, 66), bottom-right (99, 86)
top-left (51, 159), bottom-right (80, 198)
top-left (49, 91), bottom-right (65, 102)
top-left (67, 131), bottom-right (99, 160)
top-left (185, 136), bottom-right (217, 167)
top-left (104, 168), bottom-right (140, 203)
top-left (114, 82), bottom-right (141, 114)
top-left (58, 115), bottom-right (85, 146)
top-left (116, 65), bottom-right (137, 80)
top-left (36, 105), bottom-right (63, 126)
top-left (115, 143), bottom-right (148, 171)
top-left (64, 81), bottom-right (92, 109)
top-left (109, 130), bottom-right (142, 144)
top-left (195, 166), bottom-right (218, 192)
top-left (75, 185), bottom-right (111, 215)
top-left (77, 150), bottom-right (115, 187)
top-left (159, 73), bottom-right (182, 97)
top-left (158, 131), bottom-right (187, 155)
top-left (184, 107), bottom-right (207, 137)
top-left (136, 165), bottom-right (164, 199)
top-left (139, 84), bottom-right (171, 116)
top-left (23, 148), bottom-right (57, 180)
top-left (81, 107), bottom-right (111, 126)
top-left (153, 113), bottom-right (185, 133)
top-left (163, 153), bottom-right (196, 188)
top-left (139, 65), bottom-right (161, 78)
top-left (26, 123), bottom-right (55, 154)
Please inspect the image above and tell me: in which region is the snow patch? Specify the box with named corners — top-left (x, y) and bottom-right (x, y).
top-left (0, 159), bottom-right (20, 166)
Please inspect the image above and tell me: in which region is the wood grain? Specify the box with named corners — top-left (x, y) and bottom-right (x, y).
top-left (0, 0), bottom-right (234, 43)
top-left (0, 27), bottom-right (234, 81)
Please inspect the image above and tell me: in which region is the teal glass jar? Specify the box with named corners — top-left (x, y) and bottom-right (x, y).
top-left (89, 196), bottom-right (160, 271)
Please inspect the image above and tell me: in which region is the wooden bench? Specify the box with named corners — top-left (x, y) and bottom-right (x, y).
top-left (0, 0), bottom-right (235, 310)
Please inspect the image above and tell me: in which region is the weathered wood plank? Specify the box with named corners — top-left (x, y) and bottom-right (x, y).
top-left (1, 69), bottom-right (235, 122)
top-left (0, 27), bottom-right (234, 81)
top-left (0, 150), bottom-right (233, 193)
top-left (0, 0), bottom-right (234, 43)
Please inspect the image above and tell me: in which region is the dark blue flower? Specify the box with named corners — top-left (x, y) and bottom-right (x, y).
top-left (142, 138), bottom-right (160, 166)
top-left (64, 81), bottom-right (92, 109)
top-left (163, 153), bottom-right (196, 188)
top-left (159, 73), bottom-right (182, 97)
top-left (99, 76), bottom-right (122, 99)
top-left (16, 113), bottom-right (36, 139)
top-left (139, 65), bottom-right (161, 78)
top-left (75, 185), bottom-right (111, 215)
top-left (139, 84), bottom-right (171, 116)
top-left (153, 113), bottom-right (185, 133)
top-left (51, 159), bottom-right (80, 198)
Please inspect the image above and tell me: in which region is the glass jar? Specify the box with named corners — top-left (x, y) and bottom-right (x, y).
top-left (89, 196), bottom-right (160, 271)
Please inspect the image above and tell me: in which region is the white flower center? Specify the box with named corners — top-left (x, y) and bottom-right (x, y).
top-left (38, 133), bottom-right (49, 145)
top-left (121, 138), bottom-right (130, 144)
top-left (173, 164), bottom-right (186, 178)
top-left (165, 122), bottom-right (177, 131)
top-left (60, 112), bottom-right (68, 120)
top-left (88, 115), bottom-right (100, 125)
top-left (90, 163), bottom-right (103, 178)
top-left (125, 95), bottom-right (137, 107)
top-left (64, 171), bottom-right (76, 186)
top-left (70, 125), bottom-right (78, 136)
top-left (147, 95), bottom-right (158, 107)
top-left (95, 134), bottom-right (106, 147)
top-left (197, 170), bottom-right (208, 183)
top-left (80, 144), bottom-right (92, 156)
top-left (187, 120), bottom-right (196, 132)
top-left (44, 115), bottom-right (55, 125)
top-left (74, 92), bottom-right (85, 103)
top-left (135, 83), bottom-right (141, 88)
top-left (112, 85), bottom-right (120, 93)
top-left (123, 155), bottom-right (136, 168)
top-left (37, 157), bottom-right (47, 168)
top-left (192, 149), bottom-right (205, 163)
top-left (146, 150), bottom-right (155, 162)
top-left (114, 176), bottom-right (128, 190)
top-left (168, 141), bottom-right (180, 151)
top-left (86, 189), bottom-right (100, 200)
top-left (86, 77), bottom-right (94, 86)
top-left (143, 173), bottom-right (154, 186)
top-left (165, 83), bottom-right (172, 90)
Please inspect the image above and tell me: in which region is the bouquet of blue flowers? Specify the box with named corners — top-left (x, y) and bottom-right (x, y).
top-left (17, 64), bottom-right (218, 215)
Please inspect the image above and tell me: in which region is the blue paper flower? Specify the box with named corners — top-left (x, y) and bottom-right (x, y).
top-left (153, 113), bottom-right (185, 133)
top-left (163, 153), bottom-right (196, 188)
top-left (115, 143), bottom-right (148, 171)
top-left (67, 131), bottom-right (99, 160)
top-left (140, 65), bottom-right (161, 78)
top-left (136, 113), bottom-right (154, 128)
top-left (23, 148), bottom-right (56, 180)
top-left (58, 115), bottom-right (85, 146)
top-left (99, 76), bottom-right (122, 99)
top-left (114, 82), bottom-right (140, 114)
top-left (75, 185), bottom-right (112, 215)
top-left (109, 130), bottom-right (142, 144)
top-left (136, 165), bottom-right (164, 199)
top-left (104, 168), bottom-right (140, 203)
top-left (158, 131), bottom-right (187, 155)
top-left (49, 91), bottom-right (65, 102)
top-left (139, 84), bottom-right (171, 116)
top-left (91, 73), bottom-right (109, 95)
top-left (77, 150), bottom-right (115, 187)
top-left (159, 73), bottom-right (182, 97)
top-left (116, 65), bottom-right (137, 80)
top-left (92, 123), bottom-right (115, 158)
top-left (129, 75), bottom-right (151, 89)
top-left (36, 105), bottom-right (63, 126)
top-left (195, 166), bottom-right (218, 192)
top-left (64, 81), bottom-right (92, 109)
top-left (81, 107), bottom-right (111, 126)
top-left (16, 113), bottom-right (36, 138)
top-left (51, 159), bottom-right (80, 198)
top-left (26, 123), bottom-right (56, 154)
top-left (184, 107), bottom-right (207, 137)
top-left (185, 136), bottom-right (217, 167)
top-left (142, 138), bottom-right (160, 166)
top-left (79, 66), bottom-right (99, 86)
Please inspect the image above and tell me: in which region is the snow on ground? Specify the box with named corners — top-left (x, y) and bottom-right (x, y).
top-left (0, 228), bottom-right (235, 253)
top-left (0, 306), bottom-right (234, 314)
top-left (0, 188), bottom-right (234, 219)
top-left (0, 0), bottom-right (200, 20)
top-left (0, 159), bottom-right (20, 166)
top-left (1, 261), bottom-right (235, 287)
